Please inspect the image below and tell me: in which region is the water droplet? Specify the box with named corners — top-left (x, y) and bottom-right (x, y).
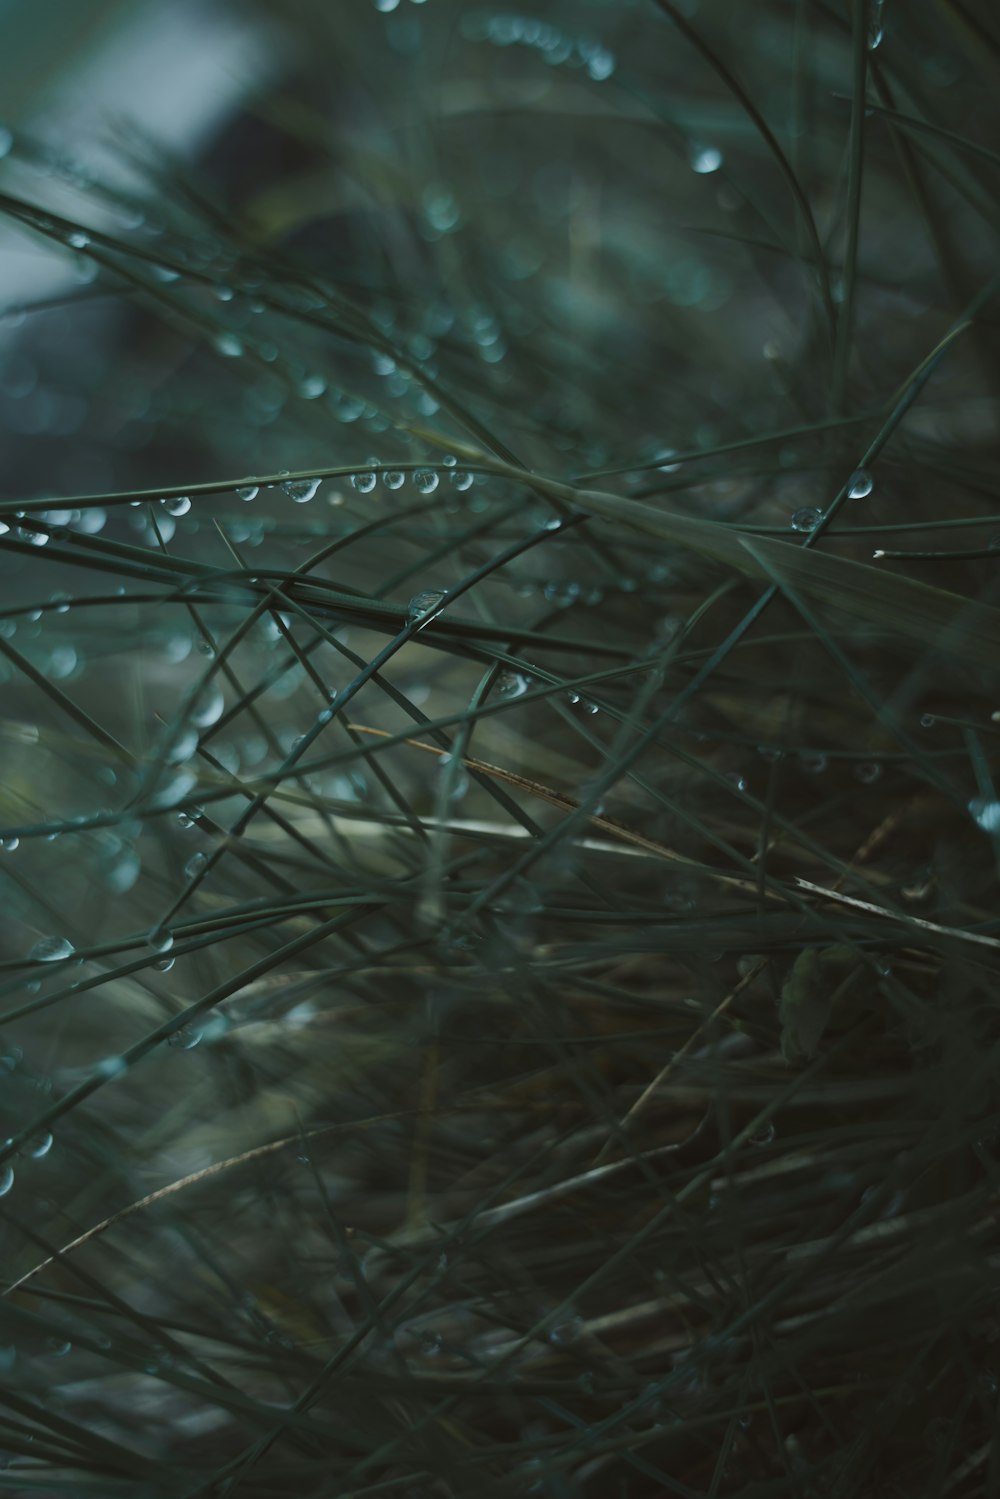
top-left (0, 1166), bottom-right (12, 1197)
top-left (162, 495), bottom-right (191, 517)
top-left (919, 713), bottom-right (936, 729)
top-left (50, 592), bottom-right (71, 613)
top-left (1, 837), bottom-right (20, 852)
top-left (408, 589), bottom-right (446, 623)
top-left (382, 470), bottom-right (405, 490)
top-left (970, 797), bottom-right (1000, 833)
top-left (281, 477), bottom-right (321, 503)
top-left (800, 751), bottom-right (827, 775)
top-left (748, 1121), bottom-right (775, 1146)
top-left (790, 506), bottom-right (822, 533)
top-left (725, 771), bottom-right (748, 792)
top-left (96, 1055), bottom-right (127, 1079)
top-left (29, 936), bottom-right (74, 963)
top-left (299, 374), bottom-right (326, 400)
top-left (847, 469), bottom-right (874, 500)
top-left (214, 333), bottom-right (243, 358)
top-left (549, 1316), bottom-right (584, 1346)
top-left (451, 470), bottom-right (474, 491)
top-left (413, 469), bottom-right (439, 494)
top-left (154, 956), bottom-right (175, 972)
top-left (176, 811), bottom-right (196, 830)
top-left (374, 0), bottom-right (400, 12)
top-left (46, 1339), bottom-right (72, 1358)
top-left (855, 761), bottom-right (881, 784)
top-left (690, 145), bottom-right (723, 174)
top-left (352, 470), bottom-right (377, 493)
top-left (497, 671), bottom-right (528, 699)
top-left (168, 1025), bottom-right (203, 1050)
top-left (147, 928), bottom-right (174, 955)
top-left (236, 485), bottom-right (258, 502)
top-left (22, 1131), bottom-right (53, 1160)
top-left (190, 686), bottom-right (225, 727)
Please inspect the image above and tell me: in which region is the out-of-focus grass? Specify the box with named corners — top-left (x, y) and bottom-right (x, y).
top-left (1, 1), bottom-right (1000, 1495)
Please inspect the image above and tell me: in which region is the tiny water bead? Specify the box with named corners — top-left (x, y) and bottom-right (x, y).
top-left (497, 670), bottom-right (529, 699)
top-left (281, 477), bottom-right (321, 503)
top-left (413, 469), bottom-right (440, 494)
top-left (214, 332), bottom-right (243, 358)
top-left (352, 471), bottom-right (377, 493)
top-left (161, 495), bottom-right (191, 517)
top-left (21, 1131), bottom-right (53, 1160)
top-left (382, 471), bottom-right (405, 490)
top-left (236, 484), bottom-right (258, 501)
top-left (748, 1121), bottom-right (775, 1146)
top-left (847, 468), bottom-right (874, 500)
top-left (168, 1025), bottom-right (203, 1051)
top-left (184, 851), bottom-right (209, 879)
top-left (790, 506), bottom-right (822, 533)
top-left (29, 936), bottom-right (75, 962)
top-left (690, 145), bottom-right (723, 174)
top-left (408, 589), bottom-right (446, 623)
top-left (970, 797), bottom-right (1000, 833)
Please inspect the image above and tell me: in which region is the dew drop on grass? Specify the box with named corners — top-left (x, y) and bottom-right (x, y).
top-left (184, 851), bottom-right (208, 879)
top-left (162, 495), bottom-right (191, 517)
top-left (847, 468), bottom-right (874, 499)
top-left (800, 751), bottom-right (827, 774)
top-left (413, 469), bottom-right (440, 494)
top-left (46, 1339), bottom-right (72, 1358)
top-left (352, 471), bottom-right (377, 493)
top-left (299, 374), bottom-right (326, 400)
top-left (382, 470), bottom-right (405, 490)
top-left (214, 332), bottom-right (243, 358)
top-left (451, 470), bottom-right (474, 491)
top-left (96, 1055), bottom-right (127, 1079)
top-left (919, 713), bottom-right (936, 729)
top-left (0, 1166), bottom-right (13, 1197)
top-left (1, 837), bottom-right (19, 852)
top-left (969, 797), bottom-right (1000, 833)
top-left (29, 936), bottom-right (74, 962)
top-left (497, 671), bottom-right (528, 699)
top-left (790, 506), bottom-right (821, 533)
top-left (168, 1026), bottom-right (203, 1051)
top-left (281, 477), bottom-right (321, 503)
top-left (190, 686), bottom-right (225, 727)
top-left (749, 1121), bottom-right (775, 1146)
top-left (22, 1130), bottom-right (52, 1159)
top-left (690, 145), bottom-right (723, 174)
top-left (408, 589), bottom-right (446, 622)
top-left (236, 484), bottom-right (258, 501)
top-left (855, 761), bottom-right (881, 784)
top-left (147, 928), bottom-right (174, 955)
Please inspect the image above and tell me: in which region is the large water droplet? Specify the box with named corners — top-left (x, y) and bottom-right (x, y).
top-left (29, 936), bottom-right (75, 962)
top-left (847, 469), bottom-right (873, 500)
top-left (184, 851), bottom-right (209, 880)
top-left (382, 470), bottom-right (405, 490)
top-left (352, 471), bottom-right (377, 493)
top-left (450, 470), bottom-right (474, 491)
top-left (413, 469), bottom-right (439, 494)
top-left (408, 589), bottom-right (446, 623)
top-left (236, 484), bottom-right (258, 502)
top-left (281, 477), bottom-right (321, 503)
top-left (214, 333), bottom-right (243, 358)
top-left (168, 1025), bottom-right (203, 1050)
top-left (162, 495), bottom-right (191, 517)
top-left (790, 506), bottom-right (822, 533)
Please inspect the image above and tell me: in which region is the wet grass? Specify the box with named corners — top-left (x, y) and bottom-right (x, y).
top-left (0, 0), bottom-right (1000, 1494)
